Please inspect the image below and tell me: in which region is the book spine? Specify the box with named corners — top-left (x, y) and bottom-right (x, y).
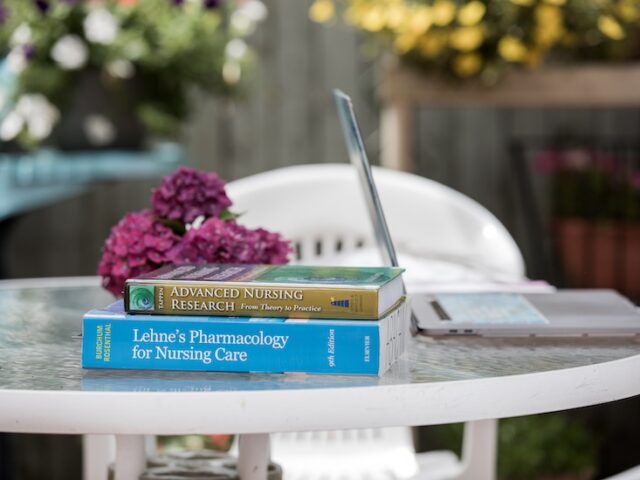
top-left (81, 316), bottom-right (383, 375)
top-left (125, 283), bottom-right (380, 320)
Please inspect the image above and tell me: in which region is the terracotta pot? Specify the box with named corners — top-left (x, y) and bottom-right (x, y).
top-left (553, 219), bottom-right (640, 299)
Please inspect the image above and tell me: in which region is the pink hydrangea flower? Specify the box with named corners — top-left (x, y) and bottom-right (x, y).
top-left (151, 166), bottom-right (232, 224)
top-left (534, 150), bottom-right (562, 175)
top-left (98, 167), bottom-right (292, 297)
top-left (97, 210), bottom-right (181, 297)
top-left (166, 217), bottom-right (291, 266)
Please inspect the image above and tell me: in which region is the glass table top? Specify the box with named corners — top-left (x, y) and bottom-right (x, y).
top-left (1, 284), bottom-right (639, 393)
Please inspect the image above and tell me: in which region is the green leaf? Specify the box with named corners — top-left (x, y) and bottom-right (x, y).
top-left (219, 209), bottom-right (243, 221)
top-left (155, 218), bottom-right (186, 235)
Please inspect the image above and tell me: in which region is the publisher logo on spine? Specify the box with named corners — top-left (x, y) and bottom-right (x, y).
top-left (130, 285), bottom-right (155, 311)
top-left (330, 298), bottom-right (350, 308)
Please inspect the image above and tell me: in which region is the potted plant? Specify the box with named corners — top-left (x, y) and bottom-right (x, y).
top-left (309, 0), bottom-right (640, 82)
top-left (0, 0), bottom-right (266, 150)
top-left (535, 144), bottom-right (640, 298)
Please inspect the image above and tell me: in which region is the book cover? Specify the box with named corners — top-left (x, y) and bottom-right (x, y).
top-left (125, 264), bottom-right (405, 320)
top-left (82, 299), bottom-right (409, 376)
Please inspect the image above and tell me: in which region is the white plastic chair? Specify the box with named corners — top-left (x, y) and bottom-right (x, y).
top-left (226, 163), bottom-right (526, 480)
top-left (227, 163), bottom-right (524, 282)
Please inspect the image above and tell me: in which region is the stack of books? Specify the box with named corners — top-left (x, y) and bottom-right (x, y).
top-left (82, 264), bottom-right (409, 376)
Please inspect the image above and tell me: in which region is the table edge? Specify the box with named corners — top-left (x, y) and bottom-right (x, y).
top-left (1, 353), bottom-right (639, 435)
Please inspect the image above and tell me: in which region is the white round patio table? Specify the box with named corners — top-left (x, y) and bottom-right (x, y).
top-left (1, 278), bottom-right (639, 480)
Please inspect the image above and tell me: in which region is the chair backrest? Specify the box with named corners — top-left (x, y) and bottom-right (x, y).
top-left (226, 163), bottom-right (525, 278)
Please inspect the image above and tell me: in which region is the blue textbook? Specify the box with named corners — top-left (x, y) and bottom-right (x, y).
top-left (82, 300), bottom-right (408, 376)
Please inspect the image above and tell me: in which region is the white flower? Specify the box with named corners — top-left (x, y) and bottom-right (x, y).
top-left (231, 1), bottom-right (267, 35)
top-left (84, 9), bottom-right (119, 45)
top-left (0, 110), bottom-right (24, 141)
top-left (15, 94), bottom-right (60, 141)
top-left (222, 61), bottom-right (241, 85)
top-left (28, 113), bottom-right (56, 140)
top-left (10, 24), bottom-right (32, 47)
top-left (5, 47), bottom-right (27, 74)
top-left (225, 39), bottom-right (248, 60)
top-left (2, 94), bottom-right (59, 142)
top-left (84, 114), bottom-right (115, 146)
top-left (240, 0), bottom-right (267, 22)
top-left (230, 12), bottom-right (254, 35)
top-left (106, 59), bottom-right (135, 79)
top-left (51, 35), bottom-right (89, 70)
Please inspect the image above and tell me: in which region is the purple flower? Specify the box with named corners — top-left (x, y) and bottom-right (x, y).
top-left (151, 166), bottom-right (233, 224)
top-left (23, 44), bottom-right (36, 60)
top-left (562, 149), bottom-right (591, 171)
top-left (203, 0), bottom-right (221, 9)
top-left (172, 0), bottom-right (185, 5)
top-left (249, 227), bottom-right (292, 265)
top-left (33, 0), bottom-right (49, 13)
top-left (166, 218), bottom-right (291, 266)
top-left (97, 210), bottom-right (182, 297)
top-left (534, 150), bottom-right (561, 175)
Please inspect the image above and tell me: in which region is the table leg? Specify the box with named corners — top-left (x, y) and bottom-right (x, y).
top-left (83, 434), bottom-right (115, 480)
top-left (114, 435), bottom-right (146, 480)
top-left (458, 419), bottom-right (498, 480)
top-left (238, 433), bottom-right (270, 480)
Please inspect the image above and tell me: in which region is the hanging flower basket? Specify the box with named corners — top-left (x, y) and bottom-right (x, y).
top-left (0, 0), bottom-right (267, 150)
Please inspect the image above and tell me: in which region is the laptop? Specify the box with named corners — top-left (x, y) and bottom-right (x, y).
top-left (333, 89), bottom-right (640, 338)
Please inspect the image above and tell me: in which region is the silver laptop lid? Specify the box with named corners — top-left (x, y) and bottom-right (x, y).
top-left (334, 90), bottom-right (421, 334)
top-left (333, 89), bottom-right (399, 268)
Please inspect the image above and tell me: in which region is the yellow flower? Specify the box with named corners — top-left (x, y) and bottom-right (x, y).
top-left (449, 26), bottom-right (484, 52)
top-left (535, 25), bottom-right (563, 48)
top-left (510, 0), bottom-right (535, 6)
top-left (452, 53), bottom-right (483, 77)
top-left (386, 3), bottom-right (408, 30)
top-left (498, 36), bottom-right (528, 62)
top-left (309, 0), bottom-right (335, 23)
top-left (360, 6), bottom-right (387, 32)
top-left (394, 33), bottom-right (419, 53)
top-left (598, 15), bottom-right (625, 40)
top-left (418, 33), bottom-right (448, 58)
top-left (543, 0), bottom-right (566, 5)
top-left (432, 0), bottom-right (456, 26)
top-left (344, 5), bottom-right (364, 25)
top-left (618, 0), bottom-right (639, 22)
top-left (535, 4), bottom-right (563, 26)
top-left (408, 6), bottom-right (433, 35)
top-left (457, 1), bottom-right (486, 26)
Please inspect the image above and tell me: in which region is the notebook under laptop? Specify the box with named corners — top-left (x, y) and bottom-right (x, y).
top-left (333, 89), bottom-right (640, 337)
